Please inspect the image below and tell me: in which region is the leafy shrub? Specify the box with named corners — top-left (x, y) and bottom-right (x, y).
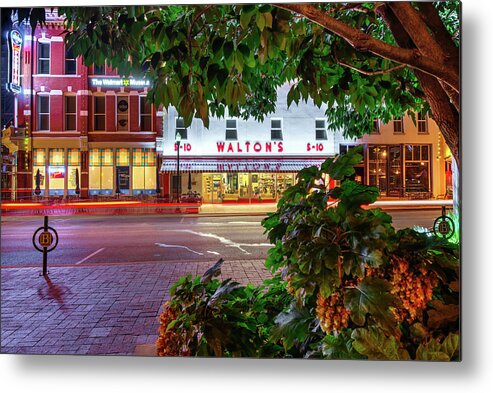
top-left (157, 147), bottom-right (460, 360)
top-left (156, 259), bottom-right (291, 357)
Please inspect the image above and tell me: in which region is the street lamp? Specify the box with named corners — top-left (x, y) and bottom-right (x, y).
top-left (175, 131), bottom-right (182, 203)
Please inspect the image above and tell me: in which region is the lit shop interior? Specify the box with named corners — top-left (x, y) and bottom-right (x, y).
top-left (32, 148), bottom-right (80, 196)
top-left (88, 148), bottom-right (157, 196)
top-left (200, 172), bottom-right (295, 203)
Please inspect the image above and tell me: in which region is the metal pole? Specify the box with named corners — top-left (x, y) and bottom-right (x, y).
top-left (42, 215), bottom-right (48, 276)
top-left (177, 141), bottom-right (181, 203)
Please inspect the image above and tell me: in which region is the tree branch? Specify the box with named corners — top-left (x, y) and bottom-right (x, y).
top-left (416, 2), bottom-right (459, 64)
top-left (376, 4), bottom-right (460, 166)
top-left (336, 58), bottom-right (406, 76)
top-left (273, 3), bottom-right (459, 93)
top-left (388, 2), bottom-right (446, 61)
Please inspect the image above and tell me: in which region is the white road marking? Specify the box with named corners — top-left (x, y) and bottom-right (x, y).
top-left (227, 221), bottom-right (262, 225)
top-left (75, 248), bottom-right (105, 264)
top-left (155, 243), bottom-right (204, 255)
top-left (174, 229), bottom-right (271, 255)
top-left (207, 251), bottom-right (220, 255)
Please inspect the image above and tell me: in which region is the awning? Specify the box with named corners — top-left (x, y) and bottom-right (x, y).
top-left (160, 158), bottom-right (328, 173)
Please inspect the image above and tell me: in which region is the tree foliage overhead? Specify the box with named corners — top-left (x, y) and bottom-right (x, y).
top-left (60, 2), bottom-right (459, 162)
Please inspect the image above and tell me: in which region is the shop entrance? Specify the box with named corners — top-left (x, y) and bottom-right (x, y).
top-left (367, 144), bottom-right (431, 198)
top-left (201, 172), bottom-right (295, 203)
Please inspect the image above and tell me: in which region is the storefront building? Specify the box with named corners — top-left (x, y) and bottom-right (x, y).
top-left (2, 9), bottom-right (161, 199)
top-left (158, 85), bottom-right (336, 203)
top-left (337, 114), bottom-right (452, 199)
top-left (159, 85), bottom-right (451, 202)
top-left (2, 9), bottom-right (451, 202)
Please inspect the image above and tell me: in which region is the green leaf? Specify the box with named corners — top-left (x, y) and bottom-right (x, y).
top-left (223, 41), bottom-right (234, 59)
top-left (440, 333), bottom-right (460, 360)
top-left (415, 339), bottom-right (450, 361)
top-left (212, 37), bottom-right (224, 54)
top-left (320, 330), bottom-right (366, 360)
top-left (234, 52), bottom-right (244, 73)
top-left (339, 180), bottom-right (380, 207)
top-left (200, 259), bottom-right (224, 284)
top-left (240, 10), bottom-right (254, 29)
top-left (263, 13), bottom-right (273, 29)
top-left (351, 327), bottom-right (410, 360)
top-left (344, 277), bottom-right (399, 335)
top-left (322, 146), bottom-right (363, 180)
top-left (256, 12), bottom-right (266, 31)
top-left (271, 303), bottom-right (313, 350)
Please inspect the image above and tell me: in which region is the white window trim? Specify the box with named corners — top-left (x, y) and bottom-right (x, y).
top-left (315, 118), bottom-right (327, 140)
top-left (37, 94), bottom-right (50, 131)
top-left (176, 117), bottom-right (188, 140)
top-left (225, 118), bottom-right (238, 140)
top-left (139, 96), bottom-right (153, 132)
top-left (64, 45), bottom-right (77, 75)
top-left (37, 41), bottom-right (51, 75)
top-left (417, 112), bottom-right (429, 134)
top-left (64, 94), bottom-right (77, 131)
top-left (393, 117), bottom-right (404, 134)
top-left (93, 95), bottom-right (106, 131)
top-left (270, 117), bottom-right (283, 140)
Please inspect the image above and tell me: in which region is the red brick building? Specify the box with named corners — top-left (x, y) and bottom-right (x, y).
top-left (4, 9), bottom-right (163, 200)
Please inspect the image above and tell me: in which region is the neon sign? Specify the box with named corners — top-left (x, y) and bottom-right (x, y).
top-left (90, 77), bottom-right (150, 88)
top-left (7, 29), bottom-right (23, 93)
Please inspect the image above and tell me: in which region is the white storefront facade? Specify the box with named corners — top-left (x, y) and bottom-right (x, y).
top-left (157, 84), bottom-right (450, 203)
top-left (158, 85), bottom-right (339, 203)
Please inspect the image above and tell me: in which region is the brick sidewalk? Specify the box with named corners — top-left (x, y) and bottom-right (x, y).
top-left (0, 260), bottom-right (271, 356)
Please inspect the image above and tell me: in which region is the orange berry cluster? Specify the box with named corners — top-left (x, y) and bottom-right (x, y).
top-left (388, 257), bottom-right (439, 323)
top-left (316, 291), bottom-right (351, 334)
top-left (156, 302), bottom-right (190, 357)
top-left (286, 275), bottom-right (296, 296)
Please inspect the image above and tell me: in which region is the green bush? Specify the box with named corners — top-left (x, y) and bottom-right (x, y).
top-left (157, 147), bottom-right (460, 360)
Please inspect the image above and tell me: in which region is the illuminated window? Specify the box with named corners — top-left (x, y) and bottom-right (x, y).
top-left (37, 42), bottom-right (50, 74)
top-left (404, 145), bottom-right (431, 193)
top-left (132, 148), bottom-right (156, 194)
top-left (67, 149), bottom-right (80, 195)
top-left (89, 148), bottom-right (114, 194)
top-left (65, 96), bottom-right (76, 131)
top-left (94, 96), bottom-right (105, 131)
top-left (271, 118), bottom-right (283, 140)
top-left (315, 119), bottom-right (327, 140)
top-left (225, 119), bottom-right (237, 140)
top-left (116, 148), bottom-right (130, 166)
top-left (65, 46), bottom-right (76, 74)
top-left (38, 95), bottom-right (49, 130)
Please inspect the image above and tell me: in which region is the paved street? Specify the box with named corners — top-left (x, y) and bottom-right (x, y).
top-left (0, 209), bottom-right (442, 356)
top-left (1, 209), bottom-right (441, 268)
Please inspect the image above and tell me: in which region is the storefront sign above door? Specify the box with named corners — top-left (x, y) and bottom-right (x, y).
top-left (90, 77), bottom-right (151, 88)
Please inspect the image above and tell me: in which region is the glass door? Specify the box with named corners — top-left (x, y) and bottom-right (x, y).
top-left (368, 146), bottom-right (388, 196)
top-left (387, 145), bottom-right (403, 197)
